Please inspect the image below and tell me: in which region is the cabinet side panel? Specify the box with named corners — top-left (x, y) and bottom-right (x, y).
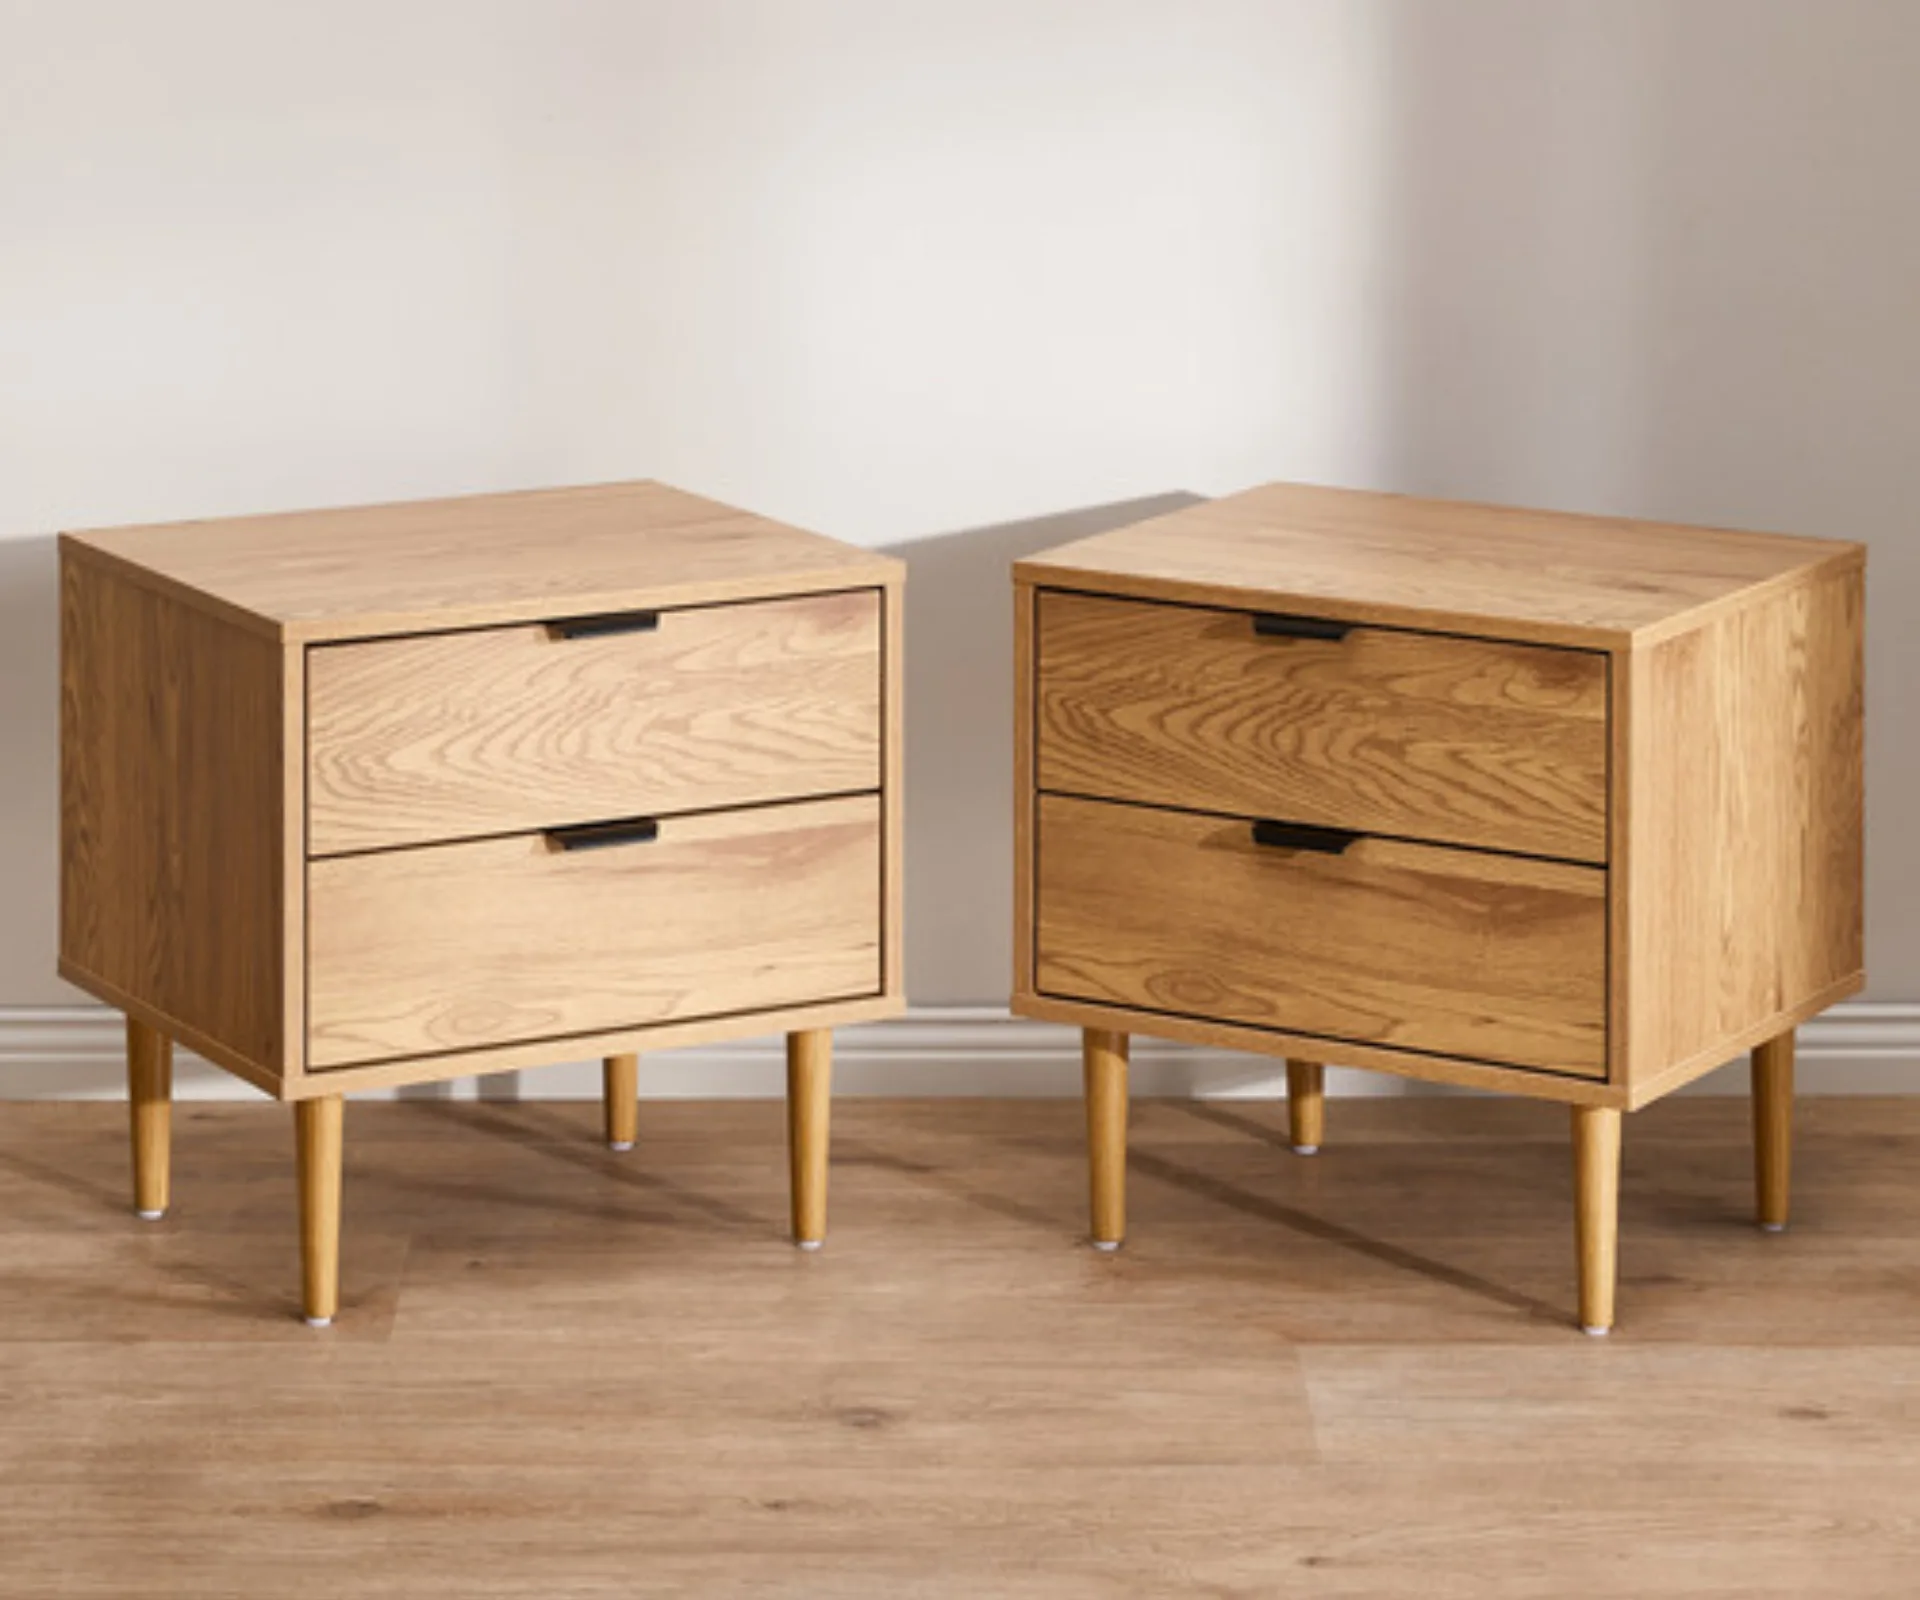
top-left (1624, 563), bottom-right (1864, 1086)
top-left (60, 552), bottom-right (288, 1075)
top-left (1013, 581), bottom-right (1036, 999)
top-left (882, 581), bottom-right (904, 1001)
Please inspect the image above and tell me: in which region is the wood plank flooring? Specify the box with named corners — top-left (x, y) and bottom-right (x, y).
top-left (2, 1096), bottom-right (1917, 1598)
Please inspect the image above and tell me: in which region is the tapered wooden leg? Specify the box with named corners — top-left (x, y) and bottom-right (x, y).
top-left (126, 1018), bottom-right (173, 1220)
top-left (603, 1053), bottom-right (639, 1151)
top-left (296, 1096), bottom-right (344, 1327)
top-left (1753, 1030), bottom-right (1794, 1232)
top-left (1573, 1104), bottom-right (1622, 1336)
top-left (1084, 1029), bottom-right (1129, 1250)
top-left (1287, 1059), bottom-right (1325, 1155)
top-left (787, 1030), bottom-right (831, 1249)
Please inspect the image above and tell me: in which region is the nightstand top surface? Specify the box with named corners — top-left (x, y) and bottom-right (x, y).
top-left (1015, 481), bottom-right (1862, 648)
top-left (63, 479), bottom-right (900, 643)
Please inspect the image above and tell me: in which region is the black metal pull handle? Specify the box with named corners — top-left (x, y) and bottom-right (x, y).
top-left (548, 610), bottom-right (660, 641)
top-left (1251, 819), bottom-right (1360, 855)
top-left (1253, 612), bottom-right (1350, 642)
top-left (547, 816), bottom-right (660, 852)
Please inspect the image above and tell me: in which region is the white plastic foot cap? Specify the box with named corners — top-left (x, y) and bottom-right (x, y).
top-left (1581, 1324), bottom-right (1612, 1338)
top-left (135, 1208), bottom-right (165, 1221)
top-left (1760, 1221), bottom-right (1787, 1233)
top-left (607, 1140), bottom-right (635, 1152)
top-left (303, 1316), bottom-right (333, 1329)
top-left (1091, 1239), bottom-right (1121, 1252)
top-left (796, 1239), bottom-right (823, 1252)
top-left (1292, 1144), bottom-right (1320, 1156)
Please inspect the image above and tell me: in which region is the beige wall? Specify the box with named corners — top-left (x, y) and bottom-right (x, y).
top-left (2, 1), bottom-right (1914, 1013)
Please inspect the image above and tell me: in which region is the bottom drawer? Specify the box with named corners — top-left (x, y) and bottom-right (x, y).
top-left (308, 794), bottom-right (881, 1068)
top-left (1035, 794), bottom-right (1606, 1076)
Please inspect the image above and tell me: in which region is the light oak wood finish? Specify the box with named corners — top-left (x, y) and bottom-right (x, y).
top-left (282, 994), bottom-right (903, 1102)
top-left (7, 1097), bottom-right (1920, 1597)
top-left (1615, 563), bottom-right (1864, 1099)
top-left (1024, 988), bottom-right (1631, 1106)
top-left (1015, 481), bottom-right (1864, 1331)
top-left (126, 1019), bottom-right (172, 1219)
top-left (60, 556), bottom-right (295, 1073)
top-left (1286, 1059), bottom-right (1324, 1155)
top-left (1037, 794), bottom-right (1607, 1075)
top-left (59, 480), bottom-right (904, 1320)
top-left (603, 1054), bottom-right (639, 1152)
top-left (1753, 1031), bottom-right (1794, 1231)
top-left (307, 590), bottom-right (882, 855)
top-left (1012, 583), bottom-right (1038, 999)
top-left (63, 479), bottom-right (898, 644)
top-left (1083, 1028), bottom-right (1129, 1248)
top-left (1038, 590), bottom-right (1608, 862)
top-left (1016, 478), bottom-right (1864, 650)
top-left (882, 582), bottom-right (906, 999)
top-left (787, 1030), bottom-right (832, 1247)
top-left (1573, 1105), bottom-right (1622, 1334)
top-left (295, 1095), bottom-right (343, 1326)
top-left (308, 794), bottom-right (882, 1067)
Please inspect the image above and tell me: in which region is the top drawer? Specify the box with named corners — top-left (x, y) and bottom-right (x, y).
top-left (308, 589), bottom-right (882, 855)
top-left (1035, 590), bottom-right (1608, 863)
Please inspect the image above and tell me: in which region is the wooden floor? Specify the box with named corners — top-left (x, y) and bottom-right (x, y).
top-left (3, 1095), bottom-right (1919, 1598)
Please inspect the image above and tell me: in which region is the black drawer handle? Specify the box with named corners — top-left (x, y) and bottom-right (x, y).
top-left (548, 817), bottom-right (660, 852)
top-left (1251, 819), bottom-right (1360, 855)
top-left (1253, 612), bottom-right (1350, 641)
top-left (548, 610), bottom-right (660, 641)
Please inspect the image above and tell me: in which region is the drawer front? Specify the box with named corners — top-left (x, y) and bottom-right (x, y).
top-left (307, 794), bottom-right (880, 1067)
top-left (1035, 794), bottom-right (1606, 1076)
top-left (1036, 591), bottom-right (1608, 863)
top-left (308, 590), bottom-right (881, 855)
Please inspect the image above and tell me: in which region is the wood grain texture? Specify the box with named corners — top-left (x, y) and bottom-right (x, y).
top-left (59, 552), bottom-right (294, 1077)
top-left (63, 480), bottom-right (902, 643)
top-left (307, 590), bottom-right (882, 855)
top-left (1036, 590), bottom-right (1607, 862)
top-left (1015, 479), bottom-right (1865, 650)
top-left (1618, 562), bottom-right (1865, 1090)
top-left (307, 796), bottom-right (883, 1068)
top-left (1015, 989), bottom-right (1629, 1107)
top-left (9, 1097), bottom-right (1920, 1596)
top-left (1573, 1105), bottom-right (1621, 1333)
top-left (279, 995), bottom-right (902, 1102)
top-left (1036, 795), bottom-right (1607, 1076)
top-left (126, 1019), bottom-right (171, 1217)
top-left (786, 1030), bottom-right (832, 1246)
top-left (1754, 1031), bottom-right (1794, 1230)
top-left (1083, 1029), bottom-right (1128, 1247)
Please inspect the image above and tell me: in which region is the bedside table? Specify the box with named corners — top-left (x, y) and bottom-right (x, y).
top-left (1012, 482), bottom-right (1863, 1333)
top-left (60, 480), bottom-right (903, 1324)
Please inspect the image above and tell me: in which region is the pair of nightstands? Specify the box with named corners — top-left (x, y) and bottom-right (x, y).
top-left (60, 479), bottom-right (1863, 1333)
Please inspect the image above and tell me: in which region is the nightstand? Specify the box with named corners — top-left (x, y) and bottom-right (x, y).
top-left (1012, 482), bottom-right (1863, 1333)
top-left (60, 480), bottom-right (903, 1323)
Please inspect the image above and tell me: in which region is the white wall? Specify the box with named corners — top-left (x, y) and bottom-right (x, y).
top-left (3, 2), bottom-right (1916, 1033)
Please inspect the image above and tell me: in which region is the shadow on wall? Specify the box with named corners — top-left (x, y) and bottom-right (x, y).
top-left (0, 537), bottom-right (60, 1004)
top-left (884, 492), bottom-right (1202, 1006)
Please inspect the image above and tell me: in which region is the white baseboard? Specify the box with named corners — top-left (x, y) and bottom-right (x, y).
top-left (1, 1002), bottom-right (1915, 1101)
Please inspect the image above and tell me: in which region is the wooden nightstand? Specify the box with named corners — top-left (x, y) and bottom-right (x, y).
top-left (1012, 482), bottom-right (1864, 1333)
top-left (60, 480), bottom-right (903, 1324)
